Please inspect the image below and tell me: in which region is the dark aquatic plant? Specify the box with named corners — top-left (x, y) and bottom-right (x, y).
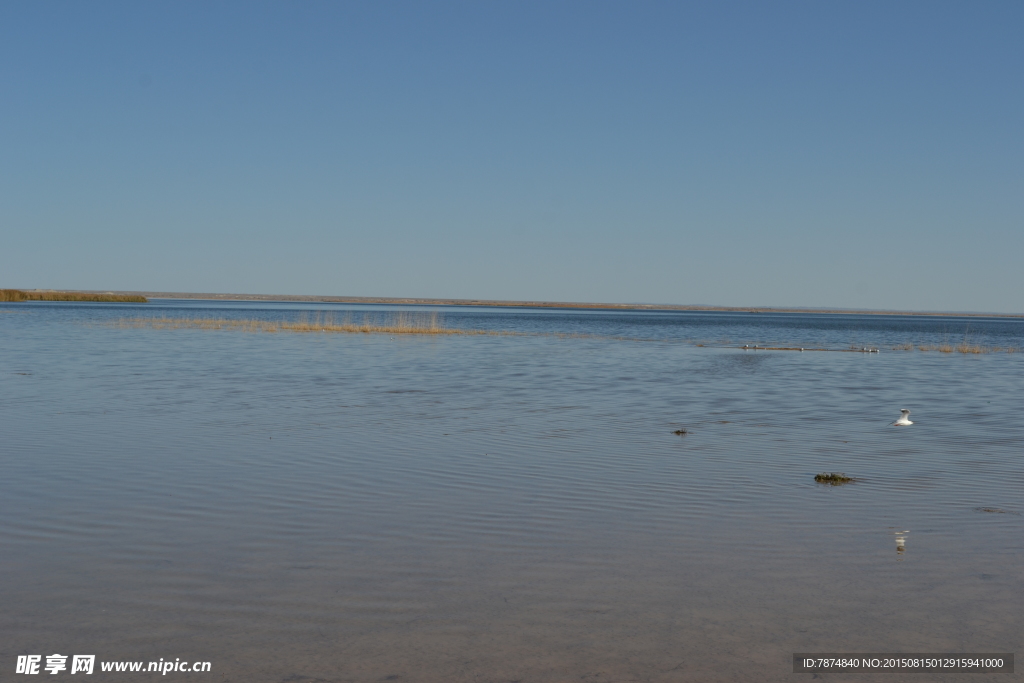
top-left (814, 472), bottom-right (855, 485)
top-left (974, 507), bottom-right (1020, 515)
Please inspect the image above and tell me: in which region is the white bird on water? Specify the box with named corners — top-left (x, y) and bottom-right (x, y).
top-left (893, 409), bottom-right (913, 426)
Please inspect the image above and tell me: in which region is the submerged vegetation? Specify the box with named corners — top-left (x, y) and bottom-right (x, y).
top-left (112, 311), bottom-right (513, 337)
top-left (1, 289), bottom-right (147, 303)
top-left (974, 507), bottom-right (1020, 515)
top-left (814, 472), bottom-right (856, 486)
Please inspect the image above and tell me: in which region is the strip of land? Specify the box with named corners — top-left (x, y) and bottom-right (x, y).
top-left (1, 289), bottom-right (147, 303)
top-left (4, 289), bottom-right (1021, 317)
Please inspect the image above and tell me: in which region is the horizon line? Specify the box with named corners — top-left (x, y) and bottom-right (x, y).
top-left (10, 289), bottom-right (1024, 318)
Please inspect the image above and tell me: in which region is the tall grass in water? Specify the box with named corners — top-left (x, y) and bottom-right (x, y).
top-left (898, 326), bottom-right (1019, 354)
top-left (955, 342), bottom-right (984, 354)
top-left (112, 311), bottom-right (506, 336)
top-left (287, 310), bottom-right (448, 333)
top-left (2, 289), bottom-right (147, 303)
top-left (906, 343), bottom-right (1016, 354)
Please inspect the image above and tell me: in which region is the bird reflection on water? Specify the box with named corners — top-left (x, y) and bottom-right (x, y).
top-left (893, 530), bottom-right (909, 560)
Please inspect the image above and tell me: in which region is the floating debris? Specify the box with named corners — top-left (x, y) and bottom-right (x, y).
top-left (672, 429), bottom-right (688, 435)
top-left (814, 472), bottom-right (856, 485)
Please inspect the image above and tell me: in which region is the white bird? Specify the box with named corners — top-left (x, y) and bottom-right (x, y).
top-left (893, 409), bottom-right (913, 426)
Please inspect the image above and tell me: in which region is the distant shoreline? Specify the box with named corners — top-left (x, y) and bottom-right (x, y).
top-left (7, 289), bottom-right (1022, 318)
top-left (1, 289), bottom-right (147, 303)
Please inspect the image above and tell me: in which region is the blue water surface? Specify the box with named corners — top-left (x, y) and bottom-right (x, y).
top-left (1, 301), bottom-right (1021, 682)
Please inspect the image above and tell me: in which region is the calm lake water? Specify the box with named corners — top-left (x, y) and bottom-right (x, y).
top-left (2, 301), bottom-right (1022, 681)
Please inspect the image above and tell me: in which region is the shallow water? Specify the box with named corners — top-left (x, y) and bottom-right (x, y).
top-left (2, 301), bottom-right (1022, 681)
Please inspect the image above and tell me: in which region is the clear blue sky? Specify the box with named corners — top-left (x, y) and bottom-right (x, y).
top-left (2, 2), bottom-right (1021, 311)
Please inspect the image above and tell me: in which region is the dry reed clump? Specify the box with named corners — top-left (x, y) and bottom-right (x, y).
top-left (918, 344), bottom-right (946, 353)
top-left (892, 343), bottom-right (914, 351)
top-left (955, 342), bottom-right (984, 354)
top-left (911, 342), bottom-right (1016, 354)
top-left (111, 311), bottom-right (511, 337)
top-left (1, 289), bottom-right (147, 303)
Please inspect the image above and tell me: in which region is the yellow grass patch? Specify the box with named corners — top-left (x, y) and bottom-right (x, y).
top-left (111, 311), bottom-right (511, 337)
